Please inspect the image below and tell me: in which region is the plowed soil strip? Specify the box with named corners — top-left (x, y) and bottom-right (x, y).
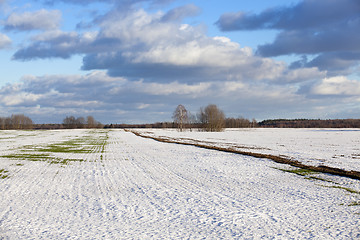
top-left (129, 130), bottom-right (360, 180)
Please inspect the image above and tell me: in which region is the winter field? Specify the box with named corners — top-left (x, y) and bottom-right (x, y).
top-left (136, 128), bottom-right (360, 172)
top-left (0, 129), bottom-right (359, 239)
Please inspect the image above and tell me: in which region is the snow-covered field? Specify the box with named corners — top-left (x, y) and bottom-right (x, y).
top-left (137, 128), bottom-right (360, 172)
top-left (0, 129), bottom-right (359, 239)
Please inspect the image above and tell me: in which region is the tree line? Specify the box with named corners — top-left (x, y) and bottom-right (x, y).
top-left (1, 111), bottom-right (360, 130)
top-left (0, 114), bottom-right (103, 130)
top-left (258, 119), bottom-right (360, 128)
top-left (172, 104), bottom-right (257, 132)
top-left (0, 114), bottom-right (33, 130)
top-left (172, 104), bottom-right (226, 131)
top-left (105, 104), bottom-right (235, 131)
top-left (171, 104), bottom-right (360, 131)
top-left (62, 116), bottom-right (103, 129)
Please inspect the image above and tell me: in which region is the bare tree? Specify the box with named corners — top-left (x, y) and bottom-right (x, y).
top-left (86, 116), bottom-right (96, 128)
top-left (11, 114), bottom-right (21, 129)
top-left (63, 115), bottom-right (102, 129)
top-left (0, 117), bottom-right (5, 130)
top-left (86, 116), bottom-right (103, 128)
top-left (4, 117), bottom-right (11, 130)
top-left (63, 116), bottom-right (77, 129)
top-left (173, 104), bottom-right (189, 132)
top-left (0, 114), bottom-right (33, 130)
top-left (251, 118), bottom-right (257, 128)
top-left (199, 104), bottom-right (225, 132)
top-left (75, 117), bottom-right (86, 128)
top-left (21, 115), bottom-right (33, 129)
top-left (11, 114), bottom-right (33, 129)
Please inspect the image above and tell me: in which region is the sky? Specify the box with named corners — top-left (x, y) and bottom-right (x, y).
top-left (0, 0), bottom-right (359, 124)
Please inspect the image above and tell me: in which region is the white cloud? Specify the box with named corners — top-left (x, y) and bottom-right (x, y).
top-left (282, 67), bottom-right (326, 83)
top-left (82, 8), bottom-right (324, 83)
top-left (12, 6), bottom-right (324, 85)
top-left (222, 81), bottom-right (245, 92)
top-left (0, 84), bottom-right (42, 106)
top-left (31, 30), bottom-right (77, 42)
top-left (130, 80), bottom-right (212, 96)
top-left (161, 4), bottom-right (200, 22)
top-left (5, 9), bottom-right (61, 31)
top-left (137, 103), bottom-right (151, 109)
top-left (310, 76), bottom-right (360, 96)
top-left (1, 93), bottom-right (41, 106)
top-left (0, 33), bottom-right (11, 48)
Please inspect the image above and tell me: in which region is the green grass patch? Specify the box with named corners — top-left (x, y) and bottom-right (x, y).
top-left (2, 130), bottom-right (109, 166)
top-left (0, 169), bottom-right (9, 179)
top-left (37, 131), bottom-right (109, 154)
top-left (275, 167), bottom-right (313, 176)
top-left (49, 158), bottom-right (85, 165)
top-left (348, 201), bottom-right (360, 206)
top-left (1, 153), bottom-right (52, 161)
top-left (1, 152), bottom-right (84, 165)
top-left (273, 167), bottom-right (333, 182)
top-left (305, 176), bottom-right (333, 182)
top-left (273, 167), bottom-right (317, 176)
top-left (38, 144), bottom-right (91, 154)
top-left (324, 185), bottom-right (360, 194)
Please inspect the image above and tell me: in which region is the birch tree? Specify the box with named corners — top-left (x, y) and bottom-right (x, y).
top-left (173, 104), bottom-right (189, 132)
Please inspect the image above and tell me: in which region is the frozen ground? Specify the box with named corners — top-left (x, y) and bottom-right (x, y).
top-left (0, 129), bottom-right (359, 239)
top-left (137, 128), bottom-right (360, 172)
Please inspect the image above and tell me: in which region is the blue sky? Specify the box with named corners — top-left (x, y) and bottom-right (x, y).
top-left (0, 0), bottom-right (359, 124)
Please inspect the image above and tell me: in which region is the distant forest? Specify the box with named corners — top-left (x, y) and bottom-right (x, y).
top-left (1, 114), bottom-right (360, 130)
top-left (257, 119), bottom-right (360, 128)
top-left (104, 118), bottom-right (360, 129)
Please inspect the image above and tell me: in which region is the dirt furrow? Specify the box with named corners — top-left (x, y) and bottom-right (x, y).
top-left (128, 130), bottom-right (360, 180)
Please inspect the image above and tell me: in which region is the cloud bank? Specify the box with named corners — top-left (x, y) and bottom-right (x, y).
top-left (0, 70), bottom-right (358, 123)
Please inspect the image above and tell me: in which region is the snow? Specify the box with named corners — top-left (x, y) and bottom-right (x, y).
top-left (137, 128), bottom-right (360, 172)
top-left (0, 129), bottom-right (359, 239)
